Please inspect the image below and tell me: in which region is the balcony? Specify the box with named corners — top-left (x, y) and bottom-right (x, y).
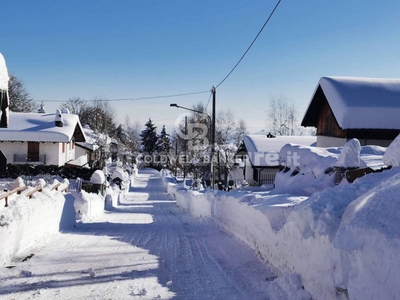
top-left (13, 154), bottom-right (46, 165)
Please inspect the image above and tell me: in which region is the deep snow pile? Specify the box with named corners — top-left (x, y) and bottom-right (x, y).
top-left (0, 173), bottom-right (116, 268)
top-left (0, 178), bottom-right (75, 267)
top-left (0, 53), bottom-right (8, 90)
top-left (383, 134), bottom-right (400, 167)
top-left (275, 141), bottom-right (386, 195)
top-left (165, 138), bottom-right (400, 300)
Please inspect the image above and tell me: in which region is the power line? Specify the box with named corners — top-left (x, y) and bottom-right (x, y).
top-left (34, 1), bottom-right (281, 105)
top-left (36, 90), bottom-right (210, 103)
top-left (205, 90), bottom-right (213, 111)
top-left (215, 0), bottom-right (282, 88)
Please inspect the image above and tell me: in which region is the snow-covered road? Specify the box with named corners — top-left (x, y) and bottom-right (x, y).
top-left (0, 169), bottom-right (282, 300)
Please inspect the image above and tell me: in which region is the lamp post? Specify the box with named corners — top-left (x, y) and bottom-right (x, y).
top-left (169, 104), bottom-right (212, 133)
top-left (170, 103), bottom-right (213, 188)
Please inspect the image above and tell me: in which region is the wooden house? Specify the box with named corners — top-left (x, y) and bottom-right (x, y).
top-left (302, 76), bottom-right (400, 147)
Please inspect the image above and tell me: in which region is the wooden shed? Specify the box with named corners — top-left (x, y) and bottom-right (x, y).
top-left (302, 76), bottom-right (400, 147)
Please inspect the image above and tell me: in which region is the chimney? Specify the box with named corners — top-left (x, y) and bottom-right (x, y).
top-left (55, 109), bottom-right (64, 127)
top-left (266, 132), bottom-right (275, 138)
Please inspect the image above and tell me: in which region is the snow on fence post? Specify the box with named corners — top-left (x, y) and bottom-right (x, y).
top-left (51, 182), bottom-right (62, 191)
top-left (0, 177), bottom-right (26, 207)
top-left (24, 179), bottom-right (46, 199)
top-left (58, 179), bottom-right (69, 193)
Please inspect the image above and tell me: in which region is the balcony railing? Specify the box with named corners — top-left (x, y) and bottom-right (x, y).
top-left (13, 154), bottom-right (46, 164)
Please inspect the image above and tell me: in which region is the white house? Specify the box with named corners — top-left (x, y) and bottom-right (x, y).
top-left (237, 134), bottom-right (316, 186)
top-left (301, 76), bottom-right (400, 147)
top-left (0, 111), bottom-right (86, 166)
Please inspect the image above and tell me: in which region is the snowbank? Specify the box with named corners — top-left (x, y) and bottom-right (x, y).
top-left (0, 178), bottom-right (75, 266)
top-left (73, 190), bottom-right (105, 222)
top-left (275, 144), bottom-right (339, 194)
top-left (164, 142), bottom-right (400, 299)
top-left (335, 138), bottom-right (361, 168)
top-left (0, 174), bottom-right (120, 266)
top-left (383, 134), bottom-right (400, 167)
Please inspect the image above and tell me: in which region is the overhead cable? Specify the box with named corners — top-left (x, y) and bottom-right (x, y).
top-left (215, 0), bottom-right (282, 88)
top-left (36, 90), bottom-right (210, 103)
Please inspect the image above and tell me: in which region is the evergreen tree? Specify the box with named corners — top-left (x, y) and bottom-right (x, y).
top-left (140, 118), bottom-right (158, 155)
top-left (157, 125), bottom-right (171, 153)
top-left (115, 124), bottom-right (127, 144)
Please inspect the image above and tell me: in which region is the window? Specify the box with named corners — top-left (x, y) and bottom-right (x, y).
top-left (62, 143), bottom-right (65, 153)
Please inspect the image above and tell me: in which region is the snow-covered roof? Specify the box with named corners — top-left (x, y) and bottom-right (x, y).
top-left (0, 53), bottom-right (8, 90)
top-left (242, 135), bottom-right (317, 167)
top-left (75, 126), bottom-right (101, 151)
top-left (302, 76), bottom-right (400, 130)
top-left (0, 112), bottom-right (86, 142)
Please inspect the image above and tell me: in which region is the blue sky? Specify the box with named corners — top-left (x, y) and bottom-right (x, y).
top-left (2, 0), bottom-right (400, 134)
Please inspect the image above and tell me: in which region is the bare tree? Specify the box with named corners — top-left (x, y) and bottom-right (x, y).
top-left (80, 99), bottom-right (117, 135)
top-left (8, 73), bottom-right (37, 112)
top-left (126, 119), bottom-right (142, 153)
top-left (61, 97), bottom-right (88, 117)
top-left (216, 109), bottom-right (236, 144)
top-left (233, 118), bottom-right (248, 146)
top-left (267, 95), bottom-right (298, 135)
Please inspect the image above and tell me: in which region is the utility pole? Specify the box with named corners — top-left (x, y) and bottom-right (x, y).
top-left (175, 138), bottom-right (178, 177)
top-left (211, 86), bottom-right (216, 190)
top-left (184, 115), bottom-right (187, 181)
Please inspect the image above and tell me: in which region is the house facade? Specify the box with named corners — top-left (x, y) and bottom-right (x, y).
top-left (236, 134), bottom-right (316, 186)
top-left (302, 76), bottom-right (400, 147)
top-left (0, 112), bottom-right (86, 166)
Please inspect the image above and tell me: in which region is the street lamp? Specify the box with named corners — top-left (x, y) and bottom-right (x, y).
top-left (169, 103), bottom-right (212, 142)
top-left (169, 104), bottom-right (212, 126)
top-left (170, 103), bottom-right (213, 188)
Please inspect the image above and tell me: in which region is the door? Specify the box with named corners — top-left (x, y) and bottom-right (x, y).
top-left (28, 142), bottom-right (40, 162)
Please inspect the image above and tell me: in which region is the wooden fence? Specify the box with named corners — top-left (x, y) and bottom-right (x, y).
top-left (247, 173), bottom-right (276, 187)
top-left (79, 182), bottom-right (106, 196)
top-left (0, 179), bottom-right (68, 207)
top-left (335, 166), bottom-right (391, 184)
